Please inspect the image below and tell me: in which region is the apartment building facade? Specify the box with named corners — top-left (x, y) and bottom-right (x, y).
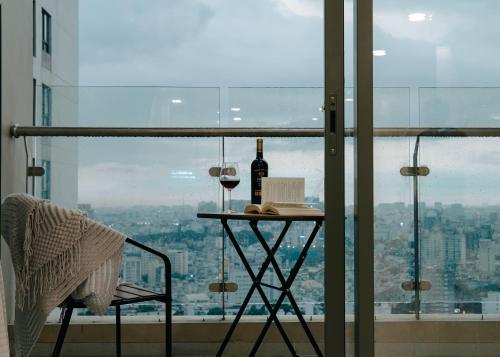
top-left (0, 0), bottom-right (79, 323)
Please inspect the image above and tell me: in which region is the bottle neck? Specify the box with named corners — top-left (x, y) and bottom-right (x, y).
top-left (256, 140), bottom-right (263, 159)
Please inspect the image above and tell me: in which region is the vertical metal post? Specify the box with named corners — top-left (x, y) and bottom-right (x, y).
top-left (164, 257), bottom-right (172, 357)
top-left (221, 136), bottom-right (226, 320)
top-left (324, 0), bottom-right (345, 355)
top-left (412, 137), bottom-right (421, 320)
top-left (354, 0), bottom-right (374, 355)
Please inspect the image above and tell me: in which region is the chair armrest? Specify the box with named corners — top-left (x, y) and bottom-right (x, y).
top-left (125, 237), bottom-right (172, 353)
top-left (125, 237), bottom-right (171, 274)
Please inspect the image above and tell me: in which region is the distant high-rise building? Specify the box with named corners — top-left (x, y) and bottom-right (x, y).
top-left (420, 209), bottom-right (465, 313)
top-left (141, 253), bottom-right (161, 287)
top-left (167, 250), bottom-right (189, 276)
top-left (123, 253), bottom-right (142, 284)
top-left (482, 292), bottom-right (500, 314)
top-left (478, 239), bottom-right (497, 276)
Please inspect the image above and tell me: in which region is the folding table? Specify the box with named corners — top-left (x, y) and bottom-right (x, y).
top-left (197, 212), bottom-right (324, 357)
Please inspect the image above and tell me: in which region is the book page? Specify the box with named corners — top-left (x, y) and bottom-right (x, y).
top-left (261, 177), bottom-right (305, 204)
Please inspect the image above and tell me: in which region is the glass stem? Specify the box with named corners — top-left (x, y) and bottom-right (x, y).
top-left (228, 189), bottom-right (232, 212)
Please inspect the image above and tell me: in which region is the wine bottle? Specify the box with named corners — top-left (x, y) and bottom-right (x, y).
top-left (251, 138), bottom-right (268, 204)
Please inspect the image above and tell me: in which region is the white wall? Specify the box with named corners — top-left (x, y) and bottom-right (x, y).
top-left (0, 0), bottom-right (35, 323)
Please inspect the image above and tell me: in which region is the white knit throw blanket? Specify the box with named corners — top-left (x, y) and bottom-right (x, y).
top-left (0, 264), bottom-right (9, 357)
top-left (1, 194), bottom-right (126, 356)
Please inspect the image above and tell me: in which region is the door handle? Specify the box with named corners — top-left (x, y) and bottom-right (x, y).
top-left (328, 95), bottom-right (338, 155)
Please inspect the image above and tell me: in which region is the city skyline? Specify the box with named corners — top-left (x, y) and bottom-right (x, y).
top-left (77, 200), bottom-right (500, 316)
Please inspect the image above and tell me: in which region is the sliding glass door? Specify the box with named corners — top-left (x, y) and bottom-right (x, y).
top-left (326, 0), bottom-right (500, 355)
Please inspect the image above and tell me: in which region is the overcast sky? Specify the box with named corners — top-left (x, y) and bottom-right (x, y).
top-left (76, 0), bottom-right (500, 207)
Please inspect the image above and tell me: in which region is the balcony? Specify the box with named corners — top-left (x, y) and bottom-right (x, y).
top-left (5, 86), bottom-right (500, 356)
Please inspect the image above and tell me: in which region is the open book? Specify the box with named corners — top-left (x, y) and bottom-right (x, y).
top-left (244, 202), bottom-right (322, 216)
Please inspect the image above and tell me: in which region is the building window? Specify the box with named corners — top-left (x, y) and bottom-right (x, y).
top-left (42, 84), bottom-right (52, 126)
top-left (41, 8), bottom-right (51, 54)
top-left (33, 1), bottom-right (36, 57)
top-left (33, 79), bottom-right (37, 125)
top-left (41, 160), bottom-right (51, 200)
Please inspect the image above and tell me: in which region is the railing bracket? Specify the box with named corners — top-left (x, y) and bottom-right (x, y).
top-left (27, 166), bottom-right (45, 177)
top-left (401, 281), bottom-right (432, 291)
top-left (400, 166), bottom-right (430, 177)
top-left (209, 282), bottom-right (238, 293)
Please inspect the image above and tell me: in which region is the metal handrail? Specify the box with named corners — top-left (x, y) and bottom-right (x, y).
top-left (11, 126), bottom-right (323, 138)
top-left (11, 125), bottom-right (500, 138)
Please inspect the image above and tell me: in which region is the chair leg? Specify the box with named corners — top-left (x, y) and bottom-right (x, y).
top-left (52, 306), bottom-right (74, 357)
top-left (165, 298), bottom-right (170, 357)
top-left (165, 275), bottom-right (172, 356)
top-left (116, 305), bottom-right (121, 357)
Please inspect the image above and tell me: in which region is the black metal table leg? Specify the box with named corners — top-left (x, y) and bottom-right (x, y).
top-left (249, 220), bottom-right (324, 356)
top-left (217, 220), bottom-right (292, 357)
top-left (217, 219), bottom-right (297, 357)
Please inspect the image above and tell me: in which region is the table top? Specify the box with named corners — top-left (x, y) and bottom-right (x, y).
top-left (197, 212), bottom-right (324, 221)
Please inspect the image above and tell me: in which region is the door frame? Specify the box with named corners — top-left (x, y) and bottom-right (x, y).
top-left (324, 0), bottom-right (346, 354)
top-left (324, 0), bottom-right (374, 355)
top-left (353, 0), bottom-right (374, 355)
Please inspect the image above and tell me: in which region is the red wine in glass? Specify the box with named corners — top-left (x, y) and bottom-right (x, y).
top-left (219, 162), bottom-right (240, 213)
top-left (220, 178), bottom-right (240, 190)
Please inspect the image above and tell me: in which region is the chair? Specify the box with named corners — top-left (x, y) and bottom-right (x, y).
top-left (52, 237), bottom-right (172, 357)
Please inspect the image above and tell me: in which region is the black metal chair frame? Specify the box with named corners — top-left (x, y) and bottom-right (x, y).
top-left (52, 237), bottom-right (172, 357)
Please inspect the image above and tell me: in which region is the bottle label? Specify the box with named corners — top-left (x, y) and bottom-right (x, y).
top-left (255, 170), bottom-right (266, 184)
top-left (254, 169), bottom-right (266, 198)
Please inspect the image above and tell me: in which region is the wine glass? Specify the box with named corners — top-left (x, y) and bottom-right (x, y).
top-left (219, 162), bottom-right (240, 213)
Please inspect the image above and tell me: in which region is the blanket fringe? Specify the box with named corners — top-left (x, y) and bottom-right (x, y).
top-left (23, 201), bottom-right (43, 266)
top-left (16, 203), bottom-right (87, 311)
top-left (16, 243), bottom-right (81, 311)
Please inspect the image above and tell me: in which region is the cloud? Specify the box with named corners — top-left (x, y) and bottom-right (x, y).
top-left (79, 0), bottom-right (323, 86)
top-left (79, 0), bottom-right (215, 84)
top-left (274, 0), bottom-right (322, 18)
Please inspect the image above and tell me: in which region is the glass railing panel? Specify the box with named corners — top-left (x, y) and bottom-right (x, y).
top-left (34, 85), bottom-right (79, 127)
top-left (419, 137), bottom-right (500, 315)
top-left (419, 88), bottom-right (500, 128)
top-left (223, 86), bottom-right (410, 129)
top-left (42, 86), bottom-right (221, 128)
top-left (224, 87), bottom-right (324, 128)
top-left (373, 138), bottom-right (415, 315)
top-left (345, 137), bottom-right (355, 319)
top-left (374, 87), bottom-right (411, 128)
top-left (34, 137), bottom-right (79, 209)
